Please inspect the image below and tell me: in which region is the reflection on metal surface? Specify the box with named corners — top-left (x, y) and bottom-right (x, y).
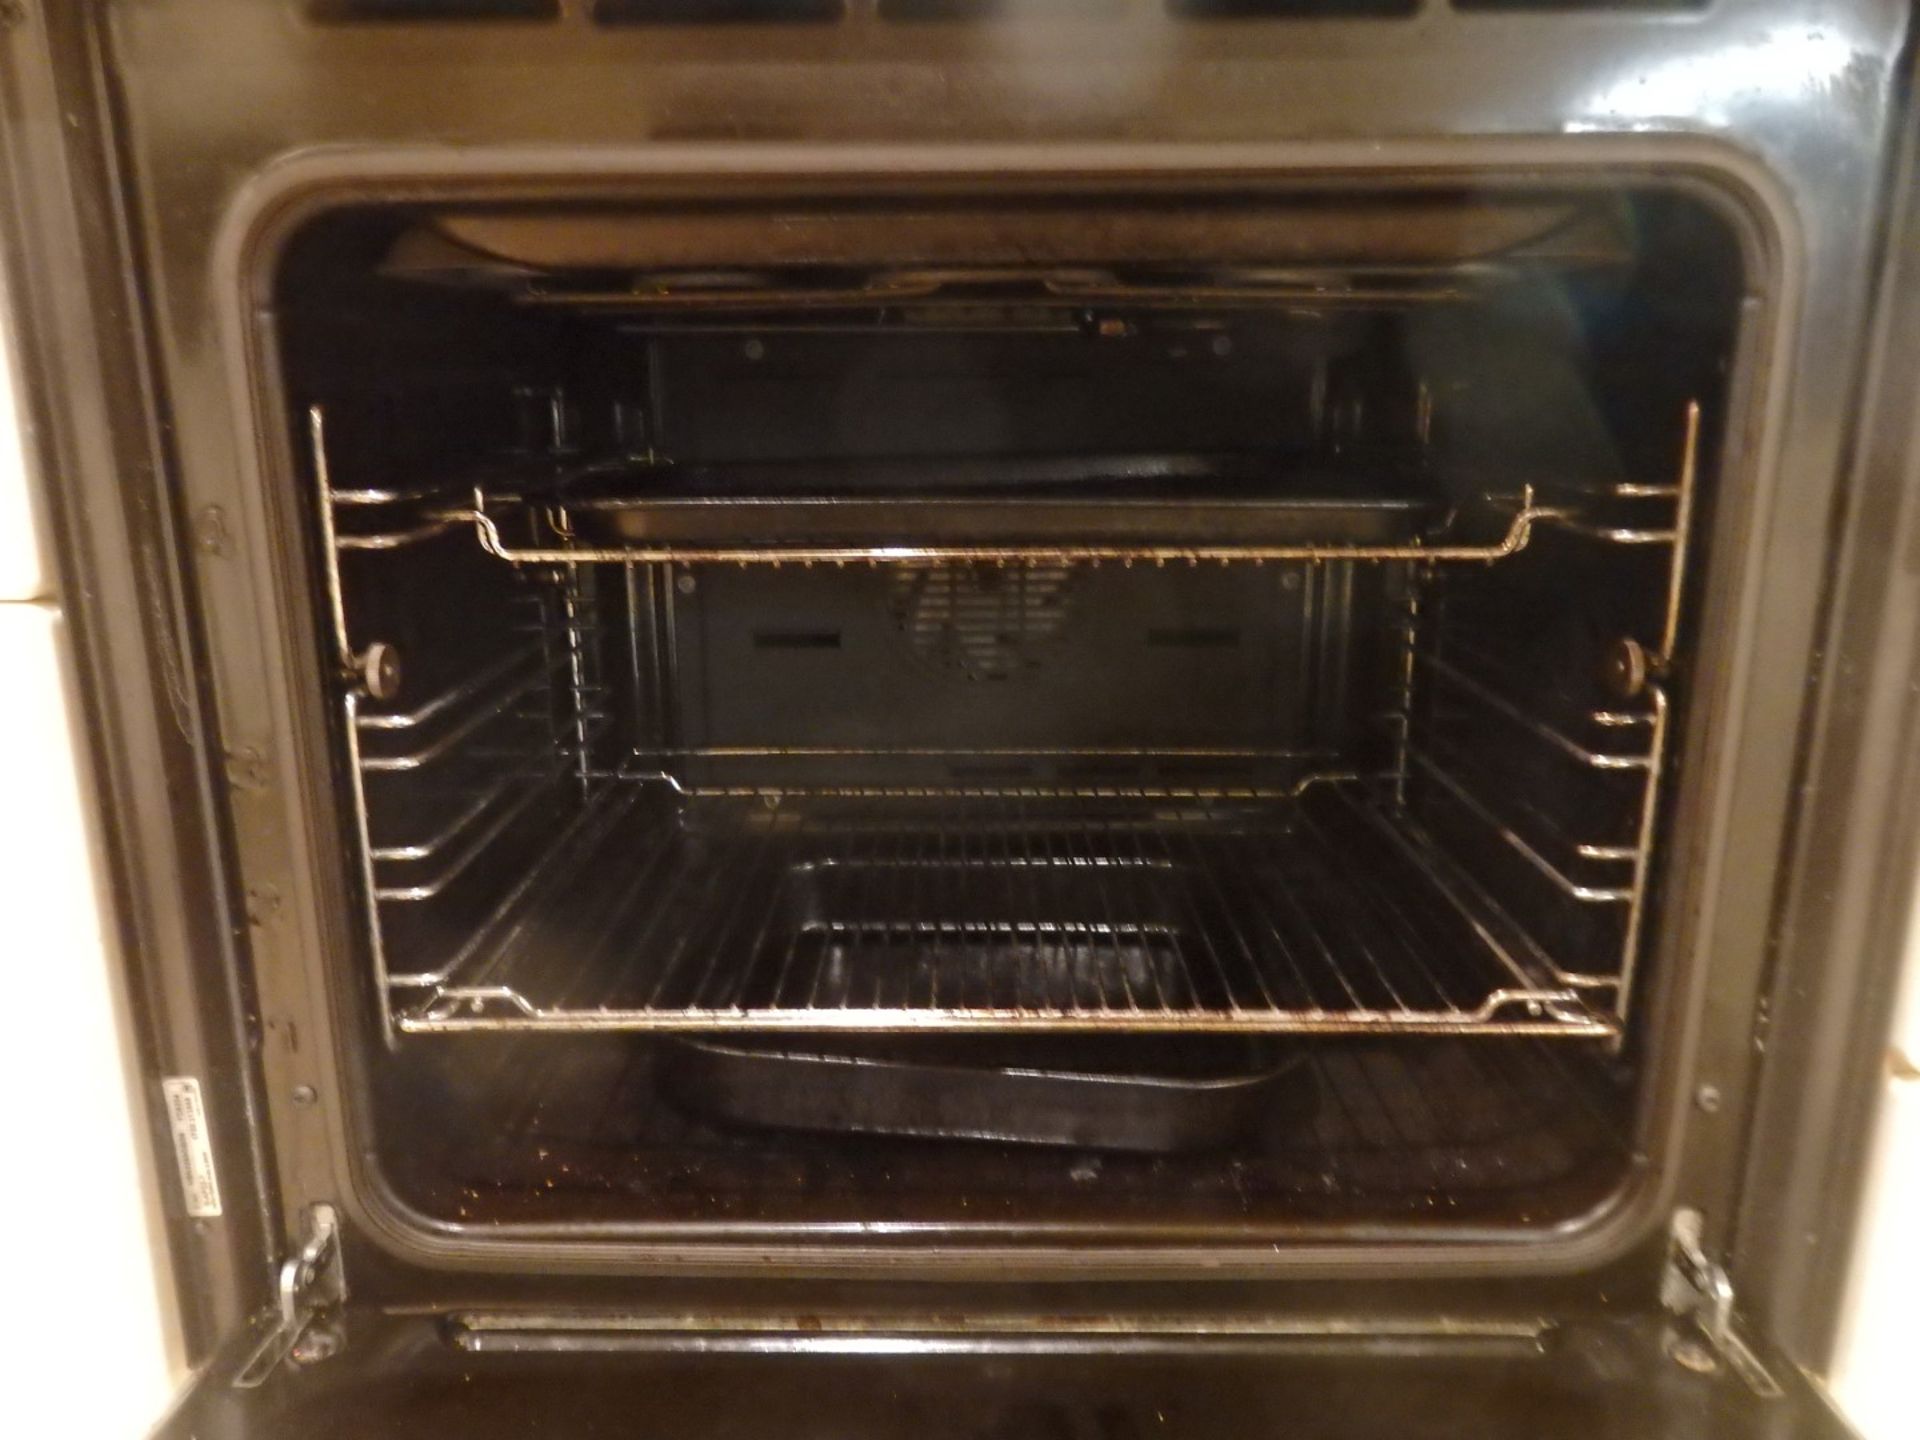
top-left (1580, 25), bottom-right (1862, 130)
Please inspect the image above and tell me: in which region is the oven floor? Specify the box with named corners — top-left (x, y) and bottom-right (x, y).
top-left (393, 779), bottom-right (1617, 1040)
top-left (375, 1034), bottom-right (1632, 1233)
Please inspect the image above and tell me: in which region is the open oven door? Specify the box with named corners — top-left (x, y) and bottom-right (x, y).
top-left (153, 1301), bottom-right (1859, 1440)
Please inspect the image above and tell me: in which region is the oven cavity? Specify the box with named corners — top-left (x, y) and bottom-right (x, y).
top-left (278, 185), bottom-right (1743, 1239)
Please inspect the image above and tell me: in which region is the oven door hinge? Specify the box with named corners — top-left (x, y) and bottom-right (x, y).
top-left (232, 1204), bottom-right (347, 1389)
top-left (1660, 1208), bottom-right (1782, 1399)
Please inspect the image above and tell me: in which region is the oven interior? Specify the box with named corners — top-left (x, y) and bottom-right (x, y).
top-left (275, 186), bottom-right (1747, 1244)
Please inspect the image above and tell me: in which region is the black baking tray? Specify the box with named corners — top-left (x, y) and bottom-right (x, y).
top-left (526, 452), bottom-right (1435, 552)
top-left (661, 1034), bottom-right (1317, 1154)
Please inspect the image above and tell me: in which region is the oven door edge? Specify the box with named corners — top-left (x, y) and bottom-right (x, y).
top-left (1727, 41), bottom-right (1920, 1374)
top-left (152, 1304), bottom-right (1858, 1440)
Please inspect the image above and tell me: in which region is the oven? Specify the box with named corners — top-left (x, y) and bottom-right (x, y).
top-left (3, 2), bottom-right (1918, 1436)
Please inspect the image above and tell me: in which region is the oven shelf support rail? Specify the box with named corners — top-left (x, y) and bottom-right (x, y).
top-left (1391, 401), bottom-right (1701, 1043)
top-left (310, 405), bottom-right (596, 1043)
top-left (455, 488), bottom-right (1561, 569)
top-left (1605, 399), bottom-right (1700, 1031)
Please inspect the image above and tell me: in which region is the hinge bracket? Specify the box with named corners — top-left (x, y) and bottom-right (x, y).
top-left (1661, 1208), bottom-right (1782, 1398)
top-left (232, 1204), bottom-right (346, 1389)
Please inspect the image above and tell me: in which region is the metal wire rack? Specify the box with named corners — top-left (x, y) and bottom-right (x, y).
top-left (386, 778), bottom-right (1617, 1038)
top-left (308, 410), bottom-right (1567, 570)
top-left (457, 488), bottom-right (1556, 569)
top-left (309, 401), bottom-right (1697, 1045)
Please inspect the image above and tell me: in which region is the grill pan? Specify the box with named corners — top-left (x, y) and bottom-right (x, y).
top-left (662, 1034), bottom-right (1316, 1154)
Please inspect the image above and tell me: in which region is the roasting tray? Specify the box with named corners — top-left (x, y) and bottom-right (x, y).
top-left (534, 452), bottom-right (1435, 552)
top-left (661, 1035), bottom-right (1315, 1154)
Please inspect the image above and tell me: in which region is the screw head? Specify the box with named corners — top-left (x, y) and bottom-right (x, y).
top-left (195, 505), bottom-right (232, 557)
top-left (1695, 1084), bottom-right (1722, 1114)
top-left (225, 747), bottom-right (269, 792)
top-left (246, 885), bottom-right (282, 926)
top-left (357, 642), bottom-right (403, 703)
top-left (1665, 1332), bottom-right (1720, 1376)
top-left (289, 1321), bottom-right (343, 1367)
top-left (1603, 636), bottom-right (1650, 700)
top-left (675, 572), bottom-right (697, 595)
top-left (291, 1084), bottom-right (317, 1107)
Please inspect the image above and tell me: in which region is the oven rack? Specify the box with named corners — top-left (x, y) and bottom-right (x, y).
top-left (322, 477), bottom-right (1670, 570)
top-left (455, 492), bottom-right (1557, 568)
top-left (315, 404), bottom-right (1696, 1041)
top-left (386, 777), bottom-right (1620, 1039)
top-left (310, 390), bottom-right (1695, 569)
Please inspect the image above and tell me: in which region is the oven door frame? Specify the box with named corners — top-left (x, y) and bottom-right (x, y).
top-left (213, 145), bottom-right (1789, 1283)
top-left (152, 1306), bottom-right (1862, 1440)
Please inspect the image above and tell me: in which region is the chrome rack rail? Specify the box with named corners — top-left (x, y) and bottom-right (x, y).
top-left (335, 475), bottom-right (1661, 574)
top-left (310, 405), bottom-right (601, 1040)
top-left (1603, 401), bottom-right (1701, 1030)
top-left (455, 488), bottom-right (1559, 568)
top-left (1402, 402), bottom-right (1703, 1037)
